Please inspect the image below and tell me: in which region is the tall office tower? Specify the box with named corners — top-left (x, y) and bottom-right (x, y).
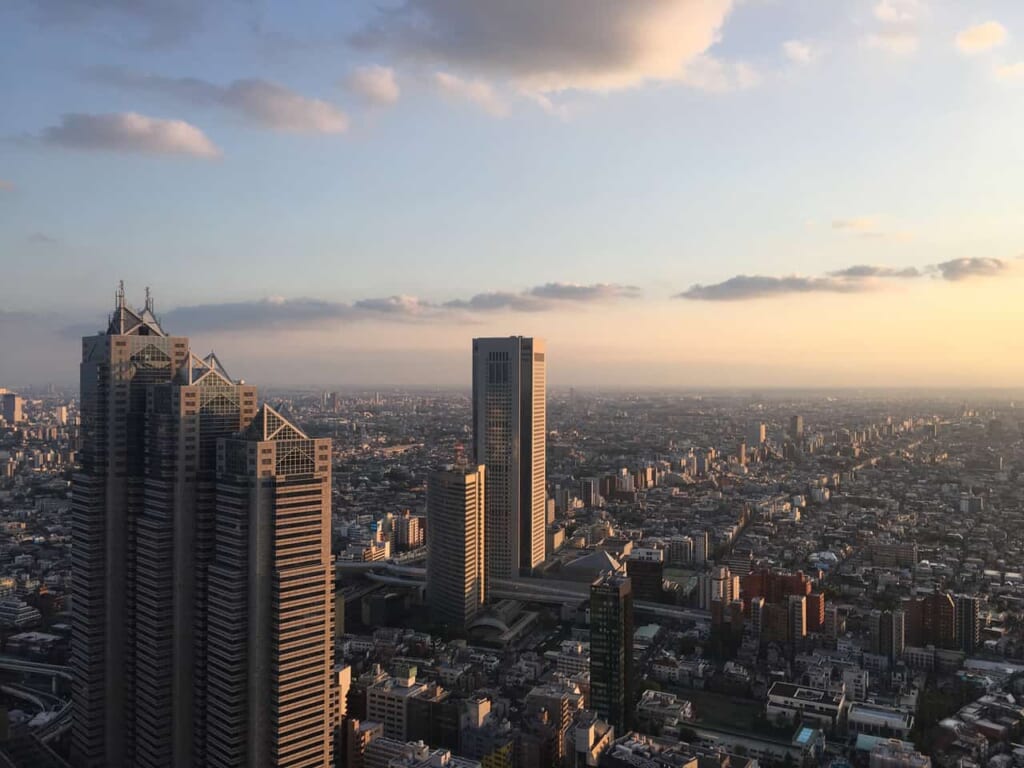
top-left (426, 465), bottom-right (487, 629)
top-left (472, 336), bottom-right (546, 580)
top-left (788, 595), bottom-right (807, 641)
top-left (956, 595), bottom-right (981, 655)
top-left (750, 422), bottom-right (766, 446)
top-left (869, 610), bottom-right (906, 662)
top-left (824, 604), bottom-right (839, 641)
top-left (590, 571), bottom-right (633, 735)
top-left (694, 530), bottom-right (709, 565)
top-left (1, 393), bottom-right (23, 425)
top-left (789, 414), bottom-right (804, 440)
top-left (206, 404), bottom-right (334, 767)
top-left (750, 597), bottom-right (765, 638)
top-left (72, 286), bottom-right (190, 768)
top-left (137, 353), bottom-right (257, 767)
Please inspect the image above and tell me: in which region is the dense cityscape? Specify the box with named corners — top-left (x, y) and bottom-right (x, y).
top-left (0, 289), bottom-right (1022, 768)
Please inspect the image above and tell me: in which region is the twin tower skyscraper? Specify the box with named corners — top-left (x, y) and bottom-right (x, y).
top-left (71, 287), bottom-right (334, 768)
top-left (426, 337), bottom-right (548, 629)
top-left (70, 287), bottom-right (547, 766)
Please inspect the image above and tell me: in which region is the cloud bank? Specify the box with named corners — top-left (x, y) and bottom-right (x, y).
top-left (678, 257), bottom-right (1012, 301)
top-left (153, 282), bottom-right (641, 333)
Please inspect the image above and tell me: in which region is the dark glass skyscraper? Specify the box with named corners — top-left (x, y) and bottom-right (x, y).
top-left (72, 286), bottom-right (190, 767)
top-left (72, 287), bottom-right (331, 767)
top-left (471, 336), bottom-right (546, 581)
top-left (589, 571), bottom-right (633, 735)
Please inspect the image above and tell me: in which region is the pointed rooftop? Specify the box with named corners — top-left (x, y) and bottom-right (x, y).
top-left (107, 281), bottom-right (167, 337)
top-left (176, 351), bottom-right (235, 386)
top-left (242, 403), bottom-right (308, 442)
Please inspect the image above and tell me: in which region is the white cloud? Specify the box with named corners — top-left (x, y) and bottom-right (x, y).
top-left (345, 65), bottom-right (400, 106)
top-left (995, 62), bottom-right (1024, 81)
top-left (873, 0), bottom-right (922, 24)
top-left (865, 0), bottom-right (923, 56)
top-left (358, 0), bottom-right (742, 96)
top-left (433, 72), bottom-right (508, 116)
top-left (39, 112), bottom-right (221, 158)
top-left (832, 217), bottom-right (912, 241)
top-left (865, 30), bottom-right (919, 56)
top-left (955, 22), bottom-right (1008, 55)
top-left (783, 40), bottom-right (819, 65)
top-left (680, 55), bottom-right (760, 93)
top-left (221, 80), bottom-right (348, 134)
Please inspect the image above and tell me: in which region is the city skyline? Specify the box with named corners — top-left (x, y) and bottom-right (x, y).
top-left (4, 2), bottom-right (1024, 387)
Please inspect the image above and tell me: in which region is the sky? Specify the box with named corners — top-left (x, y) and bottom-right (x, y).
top-left (1, 0), bottom-right (1023, 389)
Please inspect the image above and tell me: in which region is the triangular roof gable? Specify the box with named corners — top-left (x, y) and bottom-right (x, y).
top-left (176, 352), bottom-right (235, 386)
top-left (243, 403), bottom-right (308, 442)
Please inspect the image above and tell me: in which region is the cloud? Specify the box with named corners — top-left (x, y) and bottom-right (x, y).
top-left (529, 283), bottom-right (641, 301)
top-left (433, 72), bottom-right (508, 116)
top-left (345, 65), bottom-right (400, 106)
top-left (28, 232), bottom-right (58, 244)
top-left (0, 180), bottom-right (14, 191)
top-left (154, 282), bottom-right (641, 333)
top-left (680, 55), bottom-right (760, 93)
top-left (91, 70), bottom-right (349, 134)
top-left (828, 265), bottom-right (920, 279)
top-left (783, 40), bottom-right (819, 65)
top-left (831, 217), bottom-right (911, 240)
top-left (995, 62), bottom-right (1024, 81)
top-left (955, 22), bottom-right (1008, 54)
top-left (679, 257), bottom-right (1013, 300)
top-left (443, 292), bottom-right (545, 312)
top-left (357, 0), bottom-right (740, 96)
top-left (352, 295), bottom-right (433, 314)
top-left (865, 0), bottom-right (923, 56)
top-left (38, 112), bottom-right (220, 157)
top-left (933, 257), bottom-right (1008, 281)
top-left (677, 275), bottom-right (870, 301)
top-left (873, 0), bottom-right (922, 24)
top-left (865, 31), bottom-right (919, 56)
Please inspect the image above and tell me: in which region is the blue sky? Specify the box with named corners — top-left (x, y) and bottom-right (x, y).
top-left (1, 0), bottom-right (1023, 387)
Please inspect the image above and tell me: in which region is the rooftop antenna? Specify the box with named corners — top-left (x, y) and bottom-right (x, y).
top-left (145, 286), bottom-right (154, 313)
top-left (116, 280), bottom-right (126, 309)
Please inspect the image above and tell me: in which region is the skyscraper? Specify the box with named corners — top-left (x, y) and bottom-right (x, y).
top-left (205, 404), bottom-right (335, 767)
top-left (956, 595), bottom-right (981, 655)
top-left (426, 465), bottom-right (487, 629)
top-left (72, 286), bottom-right (189, 768)
top-left (472, 336), bottom-right (546, 580)
top-left (204, 405), bottom-right (335, 765)
top-left (72, 287), bottom-right (334, 768)
top-left (1, 392), bottom-right (23, 425)
top-left (590, 571), bottom-right (633, 735)
top-left (135, 352), bottom-right (257, 766)
top-left (869, 609), bottom-right (906, 662)
top-left (789, 414), bottom-right (804, 441)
